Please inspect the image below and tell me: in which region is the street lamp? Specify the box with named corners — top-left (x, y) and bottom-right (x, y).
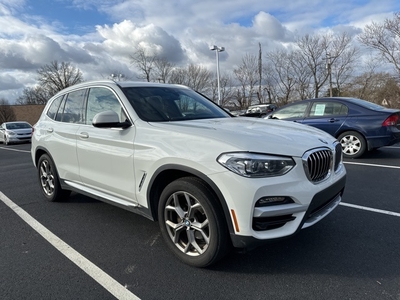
top-left (210, 45), bottom-right (225, 106)
top-left (110, 73), bottom-right (124, 81)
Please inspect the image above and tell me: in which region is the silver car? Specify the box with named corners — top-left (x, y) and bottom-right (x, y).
top-left (0, 121), bottom-right (33, 145)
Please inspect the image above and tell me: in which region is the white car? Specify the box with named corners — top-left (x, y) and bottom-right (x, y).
top-left (31, 80), bottom-right (346, 267)
top-left (0, 121), bottom-right (32, 145)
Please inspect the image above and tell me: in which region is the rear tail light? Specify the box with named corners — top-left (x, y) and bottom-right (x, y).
top-left (382, 114), bottom-right (399, 126)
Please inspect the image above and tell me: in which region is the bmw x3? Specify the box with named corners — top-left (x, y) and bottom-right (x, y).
top-left (31, 80), bottom-right (346, 267)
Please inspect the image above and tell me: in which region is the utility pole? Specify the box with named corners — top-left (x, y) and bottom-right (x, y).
top-left (326, 53), bottom-right (333, 97)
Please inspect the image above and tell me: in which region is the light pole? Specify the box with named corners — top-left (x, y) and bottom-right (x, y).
top-left (210, 45), bottom-right (225, 106)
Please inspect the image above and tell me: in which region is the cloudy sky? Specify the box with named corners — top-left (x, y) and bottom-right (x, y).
top-left (1, 0), bottom-right (400, 103)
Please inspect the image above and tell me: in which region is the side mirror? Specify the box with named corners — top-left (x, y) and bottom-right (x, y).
top-left (92, 110), bottom-right (131, 129)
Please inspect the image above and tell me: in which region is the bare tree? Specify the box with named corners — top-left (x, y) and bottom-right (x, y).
top-left (290, 51), bottom-right (314, 100)
top-left (209, 74), bottom-right (235, 107)
top-left (169, 64), bottom-right (212, 94)
top-left (153, 57), bottom-right (175, 83)
top-left (0, 98), bottom-right (16, 123)
top-left (37, 61), bottom-right (83, 95)
top-left (296, 32), bottom-right (355, 98)
top-left (233, 53), bottom-right (259, 108)
top-left (265, 49), bottom-right (299, 105)
top-left (359, 12), bottom-right (400, 76)
top-left (17, 61), bottom-right (83, 104)
top-left (296, 33), bottom-right (330, 98)
top-left (341, 68), bottom-right (400, 108)
top-left (16, 86), bottom-right (50, 105)
top-left (331, 45), bottom-right (359, 96)
top-left (130, 46), bottom-right (156, 82)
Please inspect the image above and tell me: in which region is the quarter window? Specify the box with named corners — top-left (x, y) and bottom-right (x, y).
top-left (46, 95), bottom-right (64, 121)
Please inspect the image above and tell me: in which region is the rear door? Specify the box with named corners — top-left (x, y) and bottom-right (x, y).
top-left (41, 90), bottom-right (86, 183)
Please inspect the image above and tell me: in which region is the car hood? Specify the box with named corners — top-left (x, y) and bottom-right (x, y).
top-left (149, 117), bottom-right (336, 157)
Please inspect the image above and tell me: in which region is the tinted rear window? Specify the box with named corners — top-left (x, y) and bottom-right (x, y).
top-left (345, 98), bottom-right (386, 111)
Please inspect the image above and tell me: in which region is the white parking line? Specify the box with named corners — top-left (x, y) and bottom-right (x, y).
top-left (340, 202), bottom-right (400, 217)
top-left (344, 161), bottom-right (400, 169)
top-left (0, 146), bottom-right (30, 153)
top-left (0, 192), bottom-right (140, 300)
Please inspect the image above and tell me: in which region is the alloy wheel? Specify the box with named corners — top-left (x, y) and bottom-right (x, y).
top-left (164, 191), bottom-right (210, 256)
top-left (39, 159), bottom-right (55, 196)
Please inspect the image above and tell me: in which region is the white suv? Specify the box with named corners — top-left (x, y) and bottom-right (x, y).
top-left (31, 80), bottom-right (346, 267)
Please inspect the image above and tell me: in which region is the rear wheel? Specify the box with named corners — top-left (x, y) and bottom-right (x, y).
top-left (338, 131), bottom-right (366, 159)
top-left (37, 154), bottom-right (71, 202)
top-left (158, 177), bottom-right (230, 267)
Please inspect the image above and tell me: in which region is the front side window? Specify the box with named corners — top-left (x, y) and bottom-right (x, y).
top-left (122, 86), bottom-right (229, 122)
top-left (86, 87), bottom-right (125, 125)
top-left (272, 103), bottom-right (308, 120)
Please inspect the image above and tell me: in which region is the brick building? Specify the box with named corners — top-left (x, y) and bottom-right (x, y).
top-left (1, 104), bottom-right (45, 126)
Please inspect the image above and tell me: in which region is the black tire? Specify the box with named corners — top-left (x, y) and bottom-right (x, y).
top-left (158, 177), bottom-right (231, 267)
top-left (338, 131), bottom-right (366, 159)
top-left (37, 154), bottom-right (71, 202)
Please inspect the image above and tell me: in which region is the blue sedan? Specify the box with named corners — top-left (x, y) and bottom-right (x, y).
top-left (266, 97), bottom-right (400, 158)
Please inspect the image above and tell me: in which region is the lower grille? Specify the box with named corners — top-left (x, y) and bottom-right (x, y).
top-left (252, 215), bottom-right (296, 231)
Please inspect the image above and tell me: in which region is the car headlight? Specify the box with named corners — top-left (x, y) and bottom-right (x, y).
top-left (7, 131), bottom-right (16, 136)
top-left (217, 152), bottom-right (295, 178)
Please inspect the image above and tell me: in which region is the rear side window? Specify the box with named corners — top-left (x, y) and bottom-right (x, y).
top-left (46, 95), bottom-right (64, 120)
top-left (61, 89), bottom-right (86, 123)
top-left (309, 102), bottom-right (348, 117)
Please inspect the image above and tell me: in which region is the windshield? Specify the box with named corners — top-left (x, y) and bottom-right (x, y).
top-left (122, 86), bottom-right (230, 122)
top-left (6, 122), bottom-right (31, 129)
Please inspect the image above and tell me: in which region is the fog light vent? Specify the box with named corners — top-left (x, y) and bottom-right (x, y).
top-left (255, 196), bottom-right (294, 207)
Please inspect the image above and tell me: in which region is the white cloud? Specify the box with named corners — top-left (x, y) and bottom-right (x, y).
top-left (0, 0), bottom-right (400, 103)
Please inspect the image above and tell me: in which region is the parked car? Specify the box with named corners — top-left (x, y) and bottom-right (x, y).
top-left (246, 104), bottom-right (278, 114)
top-left (242, 104), bottom-right (278, 118)
top-left (0, 121), bottom-right (32, 145)
top-left (266, 97), bottom-right (400, 158)
top-left (230, 109), bottom-right (246, 116)
top-left (31, 80), bottom-right (346, 267)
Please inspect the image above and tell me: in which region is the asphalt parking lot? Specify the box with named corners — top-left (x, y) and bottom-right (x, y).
top-left (1, 143), bottom-right (399, 300)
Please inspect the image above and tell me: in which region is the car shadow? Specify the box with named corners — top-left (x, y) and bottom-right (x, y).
top-left (346, 146), bottom-right (400, 160)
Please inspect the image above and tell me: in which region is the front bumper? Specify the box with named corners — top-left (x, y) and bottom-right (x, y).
top-left (7, 135), bottom-right (31, 143)
top-left (228, 174), bottom-right (346, 251)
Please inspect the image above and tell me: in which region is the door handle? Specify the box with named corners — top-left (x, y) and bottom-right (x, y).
top-left (329, 118), bottom-right (339, 123)
top-left (47, 128), bottom-right (54, 133)
top-left (79, 132), bottom-right (89, 139)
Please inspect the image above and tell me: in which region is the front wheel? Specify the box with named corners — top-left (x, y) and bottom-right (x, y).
top-left (338, 131), bottom-right (366, 159)
top-left (37, 154), bottom-right (71, 202)
top-left (158, 177), bottom-right (230, 267)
